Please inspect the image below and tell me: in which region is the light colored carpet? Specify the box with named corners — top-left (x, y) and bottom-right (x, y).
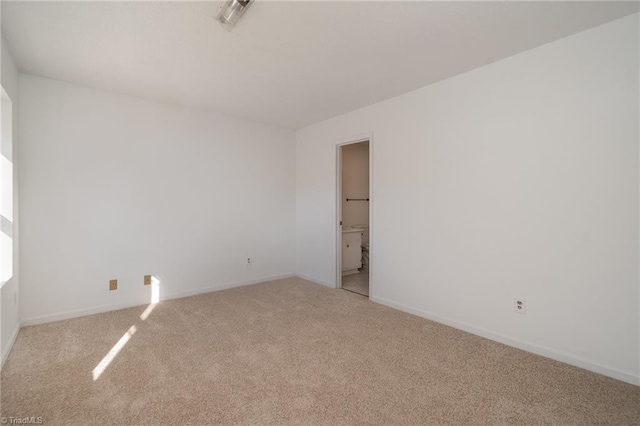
top-left (1, 277), bottom-right (639, 425)
top-left (341, 269), bottom-right (369, 297)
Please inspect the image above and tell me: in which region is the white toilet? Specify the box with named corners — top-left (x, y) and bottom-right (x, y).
top-left (354, 225), bottom-right (369, 270)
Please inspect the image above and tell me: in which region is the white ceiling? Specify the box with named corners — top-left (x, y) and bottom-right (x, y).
top-left (2, 1), bottom-right (638, 129)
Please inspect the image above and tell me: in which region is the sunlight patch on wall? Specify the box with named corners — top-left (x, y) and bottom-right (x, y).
top-left (140, 276), bottom-right (160, 320)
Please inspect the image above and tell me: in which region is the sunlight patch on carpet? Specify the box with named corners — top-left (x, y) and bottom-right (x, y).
top-left (92, 325), bottom-right (137, 381)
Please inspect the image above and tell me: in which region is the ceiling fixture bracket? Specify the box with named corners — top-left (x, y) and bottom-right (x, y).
top-left (216, 0), bottom-right (253, 32)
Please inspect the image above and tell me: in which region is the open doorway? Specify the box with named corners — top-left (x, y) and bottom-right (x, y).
top-left (337, 140), bottom-right (370, 297)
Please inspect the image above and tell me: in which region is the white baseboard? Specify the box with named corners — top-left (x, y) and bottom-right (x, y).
top-left (295, 273), bottom-right (334, 288)
top-left (17, 273), bottom-right (639, 387)
top-left (1, 324), bottom-right (20, 369)
top-left (21, 273), bottom-right (295, 327)
top-left (371, 295), bottom-right (640, 387)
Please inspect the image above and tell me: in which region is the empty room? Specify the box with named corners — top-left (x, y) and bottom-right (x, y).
top-left (1, 0), bottom-right (639, 424)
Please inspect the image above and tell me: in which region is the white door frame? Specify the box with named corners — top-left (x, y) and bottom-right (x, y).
top-left (335, 133), bottom-right (373, 297)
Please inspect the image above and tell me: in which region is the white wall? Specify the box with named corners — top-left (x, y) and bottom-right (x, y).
top-left (19, 75), bottom-right (296, 324)
top-left (1, 36), bottom-right (20, 366)
top-left (296, 14), bottom-right (640, 385)
top-left (341, 142), bottom-right (369, 229)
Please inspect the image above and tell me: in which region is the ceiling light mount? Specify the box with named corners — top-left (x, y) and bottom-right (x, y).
top-left (216, 0), bottom-right (253, 32)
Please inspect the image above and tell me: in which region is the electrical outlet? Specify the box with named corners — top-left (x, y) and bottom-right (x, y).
top-left (247, 257), bottom-right (252, 265)
top-left (144, 275), bottom-right (152, 285)
top-left (514, 298), bottom-right (526, 314)
top-left (109, 279), bottom-right (118, 291)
